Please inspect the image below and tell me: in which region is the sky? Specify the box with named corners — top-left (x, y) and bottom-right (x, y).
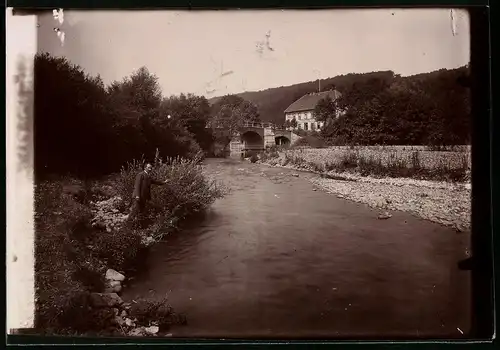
top-left (37, 8), bottom-right (470, 98)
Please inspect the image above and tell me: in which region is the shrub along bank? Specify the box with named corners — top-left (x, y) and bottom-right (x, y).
top-left (35, 155), bottom-right (226, 336)
top-left (259, 146), bottom-right (470, 183)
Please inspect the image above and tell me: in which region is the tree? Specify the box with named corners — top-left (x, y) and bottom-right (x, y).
top-left (106, 66), bottom-right (165, 163)
top-left (34, 52), bottom-right (206, 178)
top-left (107, 66), bottom-right (162, 120)
top-left (34, 52), bottom-right (115, 178)
top-left (210, 94), bottom-right (261, 144)
top-left (335, 75), bottom-right (395, 114)
top-left (211, 95), bottom-right (260, 124)
top-left (160, 93), bottom-right (213, 151)
top-left (320, 66), bottom-right (470, 146)
top-left (313, 96), bottom-right (338, 123)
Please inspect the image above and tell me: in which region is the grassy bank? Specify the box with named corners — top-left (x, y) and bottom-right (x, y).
top-left (260, 146), bottom-right (471, 183)
top-left (35, 156), bottom-right (226, 336)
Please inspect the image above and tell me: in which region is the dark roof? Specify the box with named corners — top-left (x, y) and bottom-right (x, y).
top-left (284, 90), bottom-right (341, 114)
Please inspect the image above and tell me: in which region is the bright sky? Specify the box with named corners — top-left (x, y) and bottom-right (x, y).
top-left (38, 8), bottom-right (470, 97)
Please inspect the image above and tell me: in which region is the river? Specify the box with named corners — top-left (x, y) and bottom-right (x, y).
top-left (122, 158), bottom-right (471, 340)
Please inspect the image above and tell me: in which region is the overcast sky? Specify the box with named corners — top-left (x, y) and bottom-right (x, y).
top-left (37, 8), bottom-right (470, 97)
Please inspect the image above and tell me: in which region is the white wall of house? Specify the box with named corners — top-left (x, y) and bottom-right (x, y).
top-left (285, 110), bottom-right (324, 131)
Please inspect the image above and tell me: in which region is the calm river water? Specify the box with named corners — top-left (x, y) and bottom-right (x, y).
top-left (122, 158), bottom-right (470, 339)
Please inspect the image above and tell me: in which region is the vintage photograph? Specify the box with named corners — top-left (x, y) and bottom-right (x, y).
top-left (9, 8), bottom-right (472, 339)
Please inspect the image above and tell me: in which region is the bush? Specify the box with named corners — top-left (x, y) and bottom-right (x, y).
top-left (115, 157), bottom-right (148, 204)
top-left (128, 297), bottom-right (185, 331)
top-left (264, 145), bottom-right (281, 158)
top-left (91, 227), bottom-right (143, 271)
top-left (292, 135), bottom-right (326, 149)
top-left (250, 154), bottom-right (259, 163)
top-left (115, 152), bottom-right (225, 240)
top-left (339, 151), bottom-right (359, 169)
top-left (270, 147), bottom-right (469, 182)
top-left (34, 181), bottom-right (96, 331)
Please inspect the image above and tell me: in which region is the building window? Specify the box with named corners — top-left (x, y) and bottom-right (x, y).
top-left (304, 122), bottom-right (308, 131)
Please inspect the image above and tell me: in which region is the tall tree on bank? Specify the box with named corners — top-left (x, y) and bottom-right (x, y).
top-left (34, 53), bottom-right (114, 178)
top-left (107, 66), bottom-right (163, 163)
top-left (107, 67), bottom-right (203, 161)
top-left (209, 94), bottom-right (261, 145)
top-left (160, 93), bottom-right (213, 152)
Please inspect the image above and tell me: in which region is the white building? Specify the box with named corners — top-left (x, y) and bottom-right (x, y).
top-left (284, 90), bottom-right (342, 131)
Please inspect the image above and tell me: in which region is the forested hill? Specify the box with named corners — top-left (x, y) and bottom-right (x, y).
top-left (207, 67), bottom-right (468, 125)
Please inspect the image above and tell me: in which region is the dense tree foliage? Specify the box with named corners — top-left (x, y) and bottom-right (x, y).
top-left (210, 95), bottom-right (260, 127)
top-left (314, 96), bottom-right (338, 123)
top-left (209, 94), bottom-right (261, 145)
top-left (318, 67), bottom-right (470, 146)
top-left (160, 93), bottom-right (214, 153)
top-left (35, 53), bottom-right (209, 179)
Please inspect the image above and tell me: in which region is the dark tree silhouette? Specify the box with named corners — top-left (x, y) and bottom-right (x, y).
top-left (34, 53), bottom-right (208, 179)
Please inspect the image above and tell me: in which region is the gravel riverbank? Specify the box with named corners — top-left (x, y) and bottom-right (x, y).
top-left (258, 160), bottom-right (471, 231)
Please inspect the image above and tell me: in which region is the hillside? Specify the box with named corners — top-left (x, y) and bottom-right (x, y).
top-left (208, 71), bottom-right (396, 124)
top-left (208, 68), bottom-right (467, 126)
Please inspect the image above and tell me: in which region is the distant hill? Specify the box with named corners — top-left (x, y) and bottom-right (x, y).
top-left (207, 68), bottom-right (466, 125)
top-left (208, 71), bottom-right (397, 124)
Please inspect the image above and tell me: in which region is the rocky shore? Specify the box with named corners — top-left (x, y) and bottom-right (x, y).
top-left (89, 268), bottom-right (181, 337)
top-left (86, 195), bottom-right (180, 337)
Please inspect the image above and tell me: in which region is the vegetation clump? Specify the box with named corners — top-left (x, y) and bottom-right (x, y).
top-left (33, 53), bottom-right (227, 336)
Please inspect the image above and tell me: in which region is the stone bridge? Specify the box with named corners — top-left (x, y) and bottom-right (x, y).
top-left (228, 122), bottom-right (300, 156)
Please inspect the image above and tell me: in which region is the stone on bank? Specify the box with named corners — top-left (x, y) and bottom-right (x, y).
top-left (104, 268), bottom-right (126, 293)
top-left (106, 268), bottom-right (125, 282)
top-left (90, 292), bottom-right (123, 308)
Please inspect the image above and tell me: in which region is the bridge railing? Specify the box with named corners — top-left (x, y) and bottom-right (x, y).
top-left (208, 122), bottom-right (288, 131)
top-left (242, 122), bottom-right (286, 130)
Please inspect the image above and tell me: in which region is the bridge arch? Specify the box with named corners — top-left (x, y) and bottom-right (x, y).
top-left (275, 136), bottom-right (290, 146)
top-left (241, 131), bottom-right (264, 151)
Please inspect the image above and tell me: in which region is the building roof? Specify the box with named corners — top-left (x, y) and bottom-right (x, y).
top-left (284, 90), bottom-right (341, 114)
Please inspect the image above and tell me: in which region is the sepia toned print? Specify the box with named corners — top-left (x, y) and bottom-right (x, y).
top-left (9, 8), bottom-right (471, 339)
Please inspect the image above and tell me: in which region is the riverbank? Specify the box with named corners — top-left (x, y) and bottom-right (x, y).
top-left (34, 157), bottom-right (226, 336)
top-left (258, 150), bottom-right (471, 231)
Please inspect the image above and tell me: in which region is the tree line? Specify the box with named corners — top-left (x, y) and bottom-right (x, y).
top-left (34, 53), bottom-right (260, 179)
top-left (314, 67), bottom-right (471, 146)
